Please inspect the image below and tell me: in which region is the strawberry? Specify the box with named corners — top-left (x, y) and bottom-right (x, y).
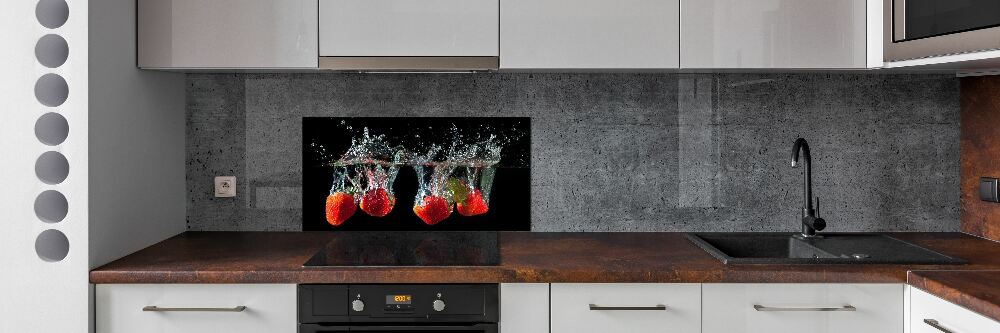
top-left (325, 192), bottom-right (356, 226)
top-left (413, 195), bottom-right (452, 225)
top-left (360, 188), bottom-right (395, 217)
top-left (457, 189), bottom-right (489, 216)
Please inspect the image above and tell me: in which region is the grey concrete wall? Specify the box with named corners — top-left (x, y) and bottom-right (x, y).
top-left (186, 73), bottom-right (960, 232)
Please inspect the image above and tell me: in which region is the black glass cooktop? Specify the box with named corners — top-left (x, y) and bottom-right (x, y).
top-left (303, 232), bottom-right (500, 267)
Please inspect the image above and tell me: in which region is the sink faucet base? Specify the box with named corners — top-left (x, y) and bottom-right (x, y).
top-left (793, 233), bottom-right (824, 240)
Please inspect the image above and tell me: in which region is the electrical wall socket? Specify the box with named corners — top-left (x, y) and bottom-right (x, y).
top-left (215, 176), bottom-right (236, 198)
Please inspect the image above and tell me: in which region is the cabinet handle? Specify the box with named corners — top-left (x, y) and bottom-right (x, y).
top-left (143, 306), bottom-right (247, 312)
top-left (588, 304), bottom-right (667, 311)
top-left (923, 319), bottom-right (955, 333)
top-left (753, 304), bottom-right (856, 312)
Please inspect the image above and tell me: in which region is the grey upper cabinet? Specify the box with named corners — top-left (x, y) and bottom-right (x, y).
top-left (681, 0), bottom-right (877, 69)
top-left (316, 0), bottom-right (500, 70)
top-left (500, 0), bottom-right (680, 69)
top-left (133, 0), bottom-right (881, 70)
top-left (319, 0), bottom-right (499, 57)
top-left (138, 0), bottom-right (318, 69)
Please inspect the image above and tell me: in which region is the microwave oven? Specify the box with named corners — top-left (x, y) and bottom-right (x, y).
top-left (884, 0), bottom-right (1000, 62)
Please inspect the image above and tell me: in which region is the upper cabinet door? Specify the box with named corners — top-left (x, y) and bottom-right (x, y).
top-left (501, 0), bottom-right (680, 69)
top-left (319, 0), bottom-right (500, 56)
top-left (681, 0), bottom-right (869, 69)
top-left (138, 0), bottom-right (318, 69)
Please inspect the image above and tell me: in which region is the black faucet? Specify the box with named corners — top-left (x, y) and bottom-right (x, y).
top-left (791, 138), bottom-right (826, 237)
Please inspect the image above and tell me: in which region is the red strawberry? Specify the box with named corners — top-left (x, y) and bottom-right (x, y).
top-left (325, 192), bottom-right (356, 226)
top-left (457, 189), bottom-right (489, 216)
top-left (413, 195), bottom-right (452, 225)
top-left (360, 188), bottom-right (395, 217)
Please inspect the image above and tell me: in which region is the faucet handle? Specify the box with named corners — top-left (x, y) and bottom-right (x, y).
top-left (815, 196), bottom-right (820, 218)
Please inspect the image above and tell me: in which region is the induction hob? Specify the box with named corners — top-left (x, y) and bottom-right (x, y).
top-left (303, 232), bottom-right (500, 267)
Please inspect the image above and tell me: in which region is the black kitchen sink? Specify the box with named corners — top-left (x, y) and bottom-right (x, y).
top-left (686, 233), bottom-right (966, 265)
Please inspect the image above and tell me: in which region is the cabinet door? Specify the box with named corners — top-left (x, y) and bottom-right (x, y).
top-left (96, 284), bottom-right (297, 333)
top-left (910, 287), bottom-right (1000, 333)
top-left (702, 283), bottom-right (903, 333)
top-left (681, 0), bottom-right (868, 68)
top-left (551, 283), bottom-right (700, 333)
top-left (137, 0), bottom-right (318, 69)
top-left (319, 0), bottom-right (499, 56)
top-left (500, 0), bottom-right (680, 69)
top-left (500, 284), bottom-right (549, 333)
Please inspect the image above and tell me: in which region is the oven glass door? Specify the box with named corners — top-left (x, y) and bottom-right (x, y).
top-left (900, 0), bottom-right (1000, 41)
top-left (300, 324), bottom-right (498, 333)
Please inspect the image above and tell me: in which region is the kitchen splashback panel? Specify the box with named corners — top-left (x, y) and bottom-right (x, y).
top-left (302, 117), bottom-right (530, 231)
top-left (186, 73), bottom-right (959, 232)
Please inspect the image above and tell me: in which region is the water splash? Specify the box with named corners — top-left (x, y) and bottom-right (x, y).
top-left (444, 127), bottom-right (503, 215)
top-left (338, 127), bottom-right (406, 166)
top-left (318, 124), bottom-right (515, 225)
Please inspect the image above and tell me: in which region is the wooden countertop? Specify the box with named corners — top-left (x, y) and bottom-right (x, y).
top-left (908, 270), bottom-right (1000, 323)
top-left (91, 232), bottom-right (1000, 284)
top-left (90, 232), bottom-right (1000, 321)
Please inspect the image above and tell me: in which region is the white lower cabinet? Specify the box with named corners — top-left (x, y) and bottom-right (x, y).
top-left (702, 283), bottom-right (903, 333)
top-left (94, 282), bottom-right (1000, 333)
top-left (909, 287), bottom-right (1000, 333)
top-left (550, 283), bottom-right (701, 333)
top-left (96, 284), bottom-right (297, 333)
top-left (500, 283), bottom-right (549, 333)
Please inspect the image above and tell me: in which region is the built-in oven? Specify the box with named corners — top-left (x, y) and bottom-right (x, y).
top-left (299, 284), bottom-right (499, 333)
top-left (885, 0), bottom-right (1000, 61)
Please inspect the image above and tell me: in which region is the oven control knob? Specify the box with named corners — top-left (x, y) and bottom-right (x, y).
top-left (432, 299), bottom-right (446, 312)
top-left (352, 299), bottom-right (365, 312)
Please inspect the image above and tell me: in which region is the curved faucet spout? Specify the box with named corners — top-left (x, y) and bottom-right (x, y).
top-left (791, 138), bottom-right (824, 237)
top-left (791, 138), bottom-right (812, 212)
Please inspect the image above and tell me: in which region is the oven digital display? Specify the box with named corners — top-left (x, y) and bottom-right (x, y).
top-left (386, 295), bottom-right (412, 305)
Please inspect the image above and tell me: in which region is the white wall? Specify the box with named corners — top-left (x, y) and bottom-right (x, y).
top-left (88, 0), bottom-right (186, 269)
top-left (0, 0), bottom-right (90, 331)
top-left (0, 0), bottom-right (185, 331)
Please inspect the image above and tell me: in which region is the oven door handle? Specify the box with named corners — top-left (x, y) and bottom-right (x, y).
top-left (348, 324), bottom-right (496, 331)
top-left (299, 323), bottom-right (497, 332)
top-left (298, 325), bottom-right (349, 332)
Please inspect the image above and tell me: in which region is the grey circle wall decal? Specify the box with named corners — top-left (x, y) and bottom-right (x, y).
top-left (35, 34), bottom-right (69, 68)
top-left (36, 0), bottom-right (69, 29)
top-left (34, 190), bottom-right (68, 223)
top-left (35, 151), bottom-right (69, 185)
top-left (35, 112), bottom-right (69, 146)
top-left (35, 229), bottom-right (69, 262)
top-left (34, 73), bottom-right (69, 107)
